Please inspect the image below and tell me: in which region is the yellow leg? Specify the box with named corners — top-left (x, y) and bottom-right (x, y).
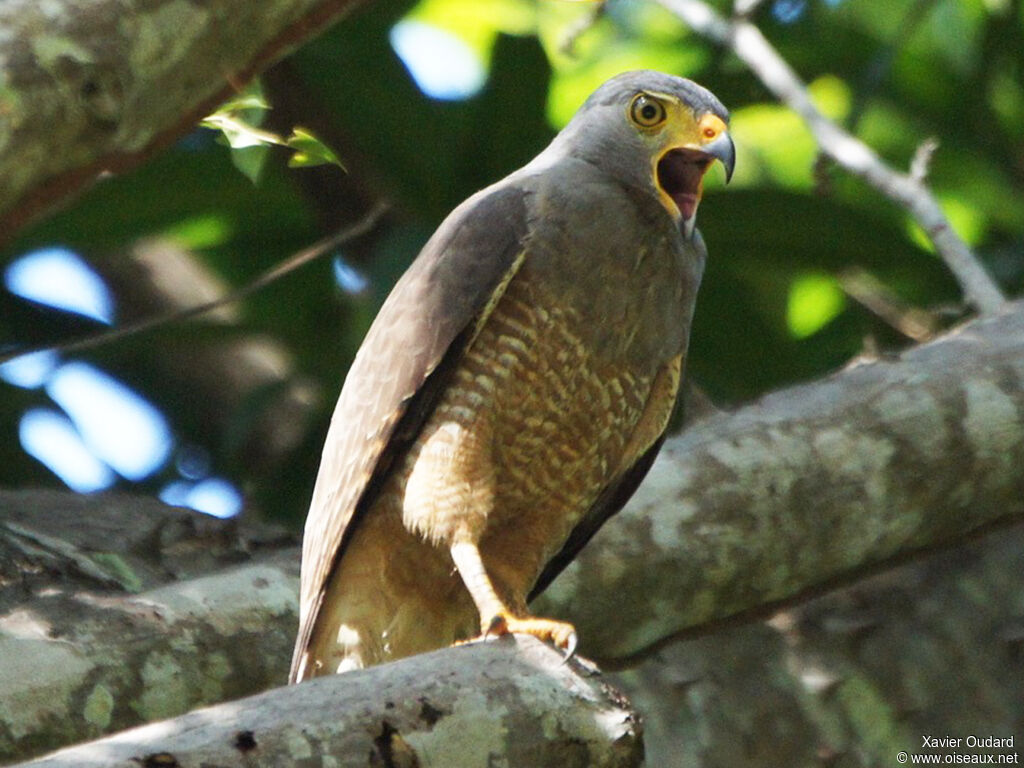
top-left (450, 540), bottom-right (577, 656)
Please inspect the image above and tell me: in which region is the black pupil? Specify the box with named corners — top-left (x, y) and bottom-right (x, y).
top-left (641, 102), bottom-right (658, 121)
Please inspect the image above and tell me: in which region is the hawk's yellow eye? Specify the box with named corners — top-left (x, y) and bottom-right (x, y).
top-left (630, 94), bottom-right (667, 128)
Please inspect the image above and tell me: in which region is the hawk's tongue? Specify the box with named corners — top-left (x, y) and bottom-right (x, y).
top-left (674, 192), bottom-right (700, 222)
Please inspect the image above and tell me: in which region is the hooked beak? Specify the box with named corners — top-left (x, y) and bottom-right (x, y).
top-left (656, 129), bottom-right (735, 233)
top-left (704, 131), bottom-right (736, 183)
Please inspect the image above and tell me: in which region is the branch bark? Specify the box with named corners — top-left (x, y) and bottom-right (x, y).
top-left (537, 298), bottom-right (1024, 662)
top-left (10, 636), bottom-right (642, 768)
top-left (654, 0), bottom-right (1006, 314)
top-left (4, 301), bottom-right (1024, 760)
top-left (0, 0), bottom-right (368, 243)
top-left (616, 521), bottom-right (1024, 766)
top-left (0, 491), bottom-right (299, 763)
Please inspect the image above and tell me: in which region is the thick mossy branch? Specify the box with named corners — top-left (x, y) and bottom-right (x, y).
top-left (3, 302), bottom-right (1024, 760)
top-left (0, 0), bottom-right (366, 241)
top-left (539, 299), bottom-right (1024, 659)
top-left (11, 636), bottom-right (642, 768)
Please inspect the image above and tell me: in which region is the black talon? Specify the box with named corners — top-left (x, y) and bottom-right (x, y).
top-left (484, 614), bottom-right (506, 639)
top-left (560, 631), bottom-right (578, 665)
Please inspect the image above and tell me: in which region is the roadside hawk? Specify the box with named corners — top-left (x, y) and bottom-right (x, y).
top-left (290, 70), bottom-right (734, 681)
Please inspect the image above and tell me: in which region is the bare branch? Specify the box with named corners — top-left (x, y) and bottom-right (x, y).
top-left (559, 1), bottom-right (607, 57)
top-left (654, 0), bottom-right (1006, 314)
top-left (0, 204), bottom-right (388, 366)
top-left (837, 266), bottom-right (938, 341)
top-left (909, 136), bottom-right (940, 184)
top-left (732, 0), bottom-right (769, 18)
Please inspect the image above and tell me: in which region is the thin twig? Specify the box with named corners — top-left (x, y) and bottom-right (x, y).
top-left (909, 137), bottom-right (940, 184)
top-left (838, 266), bottom-right (938, 342)
top-left (655, 0), bottom-right (1006, 314)
top-left (559, 1), bottom-right (606, 58)
top-left (0, 203), bottom-right (389, 366)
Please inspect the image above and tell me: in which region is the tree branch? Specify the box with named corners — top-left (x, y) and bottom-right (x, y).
top-left (4, 302), bottom-right (1024, 758)
top-left (9, 636), bottom-right (642, 768)
top-left (616, 521), bottom-right (1024, 766)
top-left (0, 204), bottom-right (388, 365)
top-left (0, 0), bottom-right (368, 243)
top-left (0, 491), bottom-right (300, 763)
top-left (537, 298), bottom-right (1024, 662)
top-left (654, 0), bottom-right (1006, 314)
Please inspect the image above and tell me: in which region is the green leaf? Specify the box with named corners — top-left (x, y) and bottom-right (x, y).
top-left (215, 93), bottom-right (271, 114)
top-left (199, 82), bottom-right (346, 180)
top-left (286, 127), bottom-right (345, 169)
top-left (160, 214), bottom-right (235, 250)
top-left (229, 145), bottom-right (270, 184)
top-left (787, 273), bottom-right (847, 339)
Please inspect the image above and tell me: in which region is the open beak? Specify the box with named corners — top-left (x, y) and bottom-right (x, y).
top-left (656, 130), bottom-right (734, 237)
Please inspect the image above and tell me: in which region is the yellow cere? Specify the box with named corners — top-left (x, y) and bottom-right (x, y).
top-left (699, 113), bottom-right (727, 142)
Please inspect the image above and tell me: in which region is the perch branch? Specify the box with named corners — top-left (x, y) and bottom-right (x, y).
top-left (9, 637), bottom-right (641, 768)
top-left (4, 303), bottom-right (1024, 758)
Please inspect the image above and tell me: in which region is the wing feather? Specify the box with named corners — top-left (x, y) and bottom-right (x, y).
top-left (290, 185), bottom-right (530, 681)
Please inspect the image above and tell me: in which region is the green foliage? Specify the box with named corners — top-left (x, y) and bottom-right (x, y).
top-left (1, 0), bottom-right (1021, 520)
top-left (787, 273), bottom-right (847, 339)
top-left (201, 85), bottom-right (345, 182)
